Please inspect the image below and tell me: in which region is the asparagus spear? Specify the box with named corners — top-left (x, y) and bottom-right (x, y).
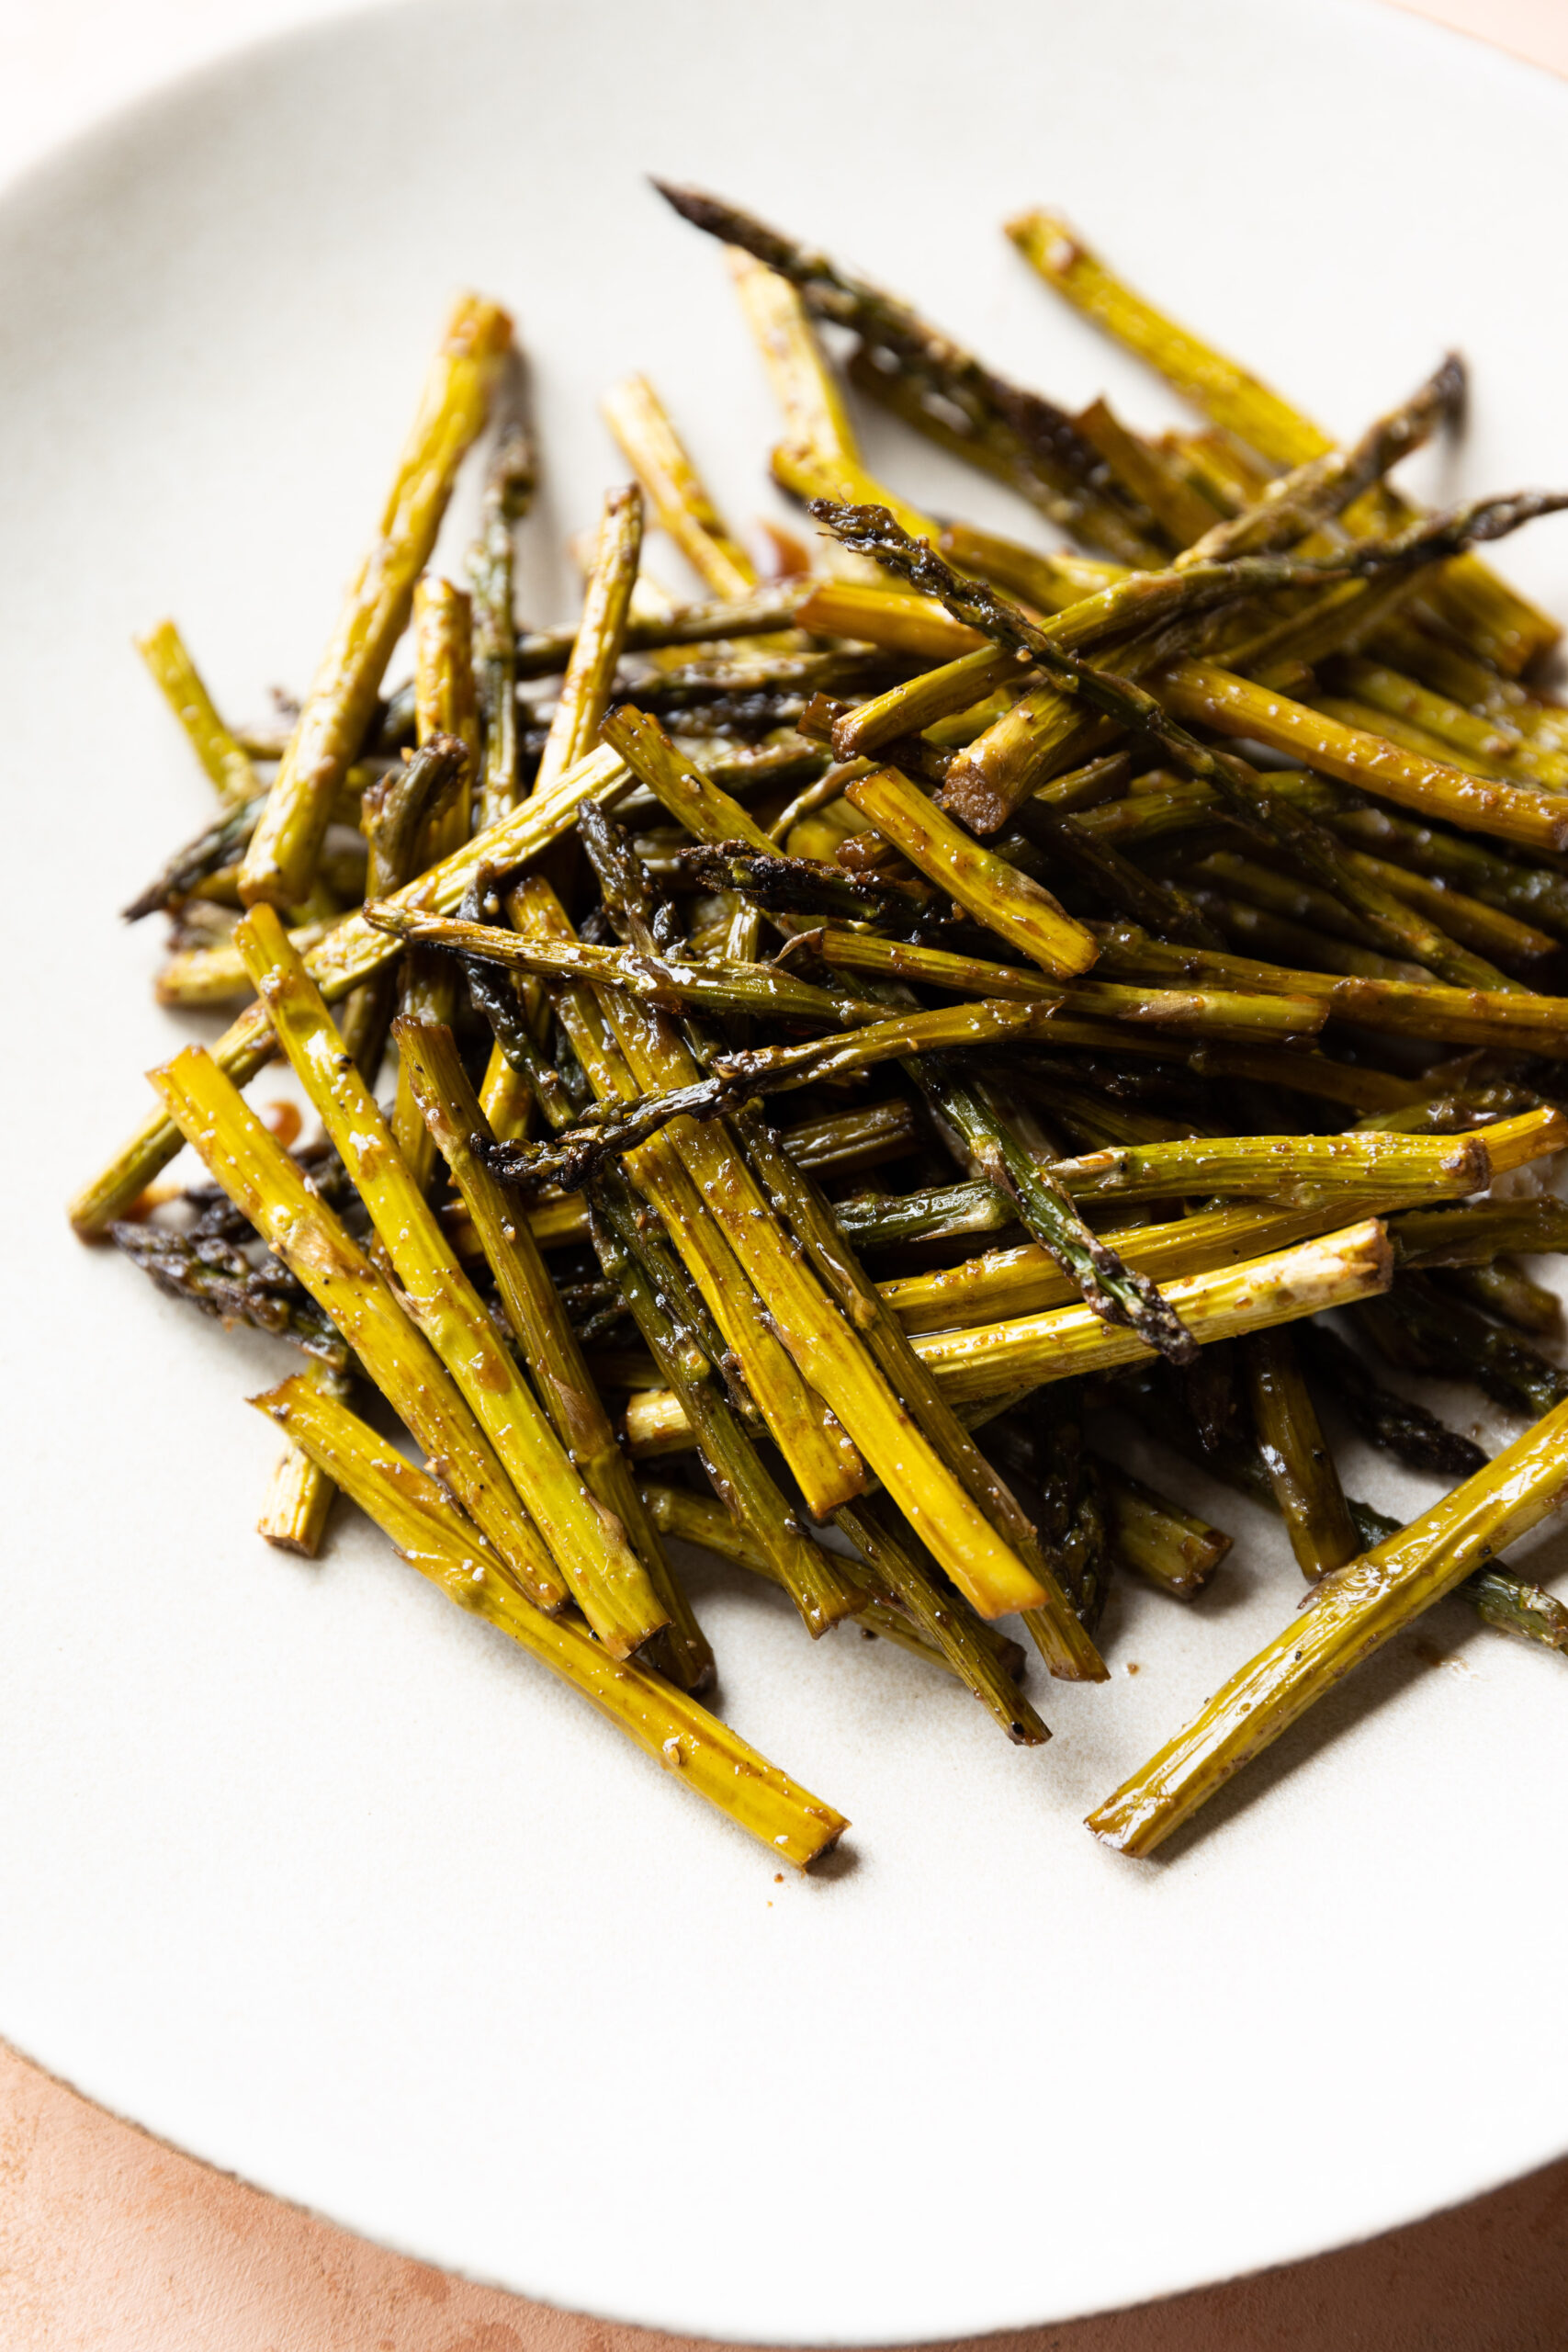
top-left (1088, 1395), bottom-right (1568, 1855)
top-left (835, 1179), bottom-right (1013, 1248)
top-left (252, 1371), bottom-right (848, 1867)
top-left (883, 1197), bottom-right (1392, 1333)
top-left (842, 763), bottom-right (1101, 979)
top-left (123, 792), bottom-right (267, 922)
top-left (533, 485), bottom-right (643, 800)
top-left (107, 1219), bottom-right (349, 1368)
top-left (150, 1045), bottom-right (567, 1611)
top-left (363, 901), bottom-right (881, 1026)
top-left (1438, 1259), bottom-right (1562, 1338)
top-left (1244, 1327), bottom-right (1360, 1577)
top-left (807, 929), bottom-right (1323, 1042)
top-left (1325, 657), bottom-right (1568, 793)
top-left (1359, 1277), bottom-right (1568, 1421)
top-left (830, 1496), bottom-right (1053, 1735)
top-left (256, 1363), bottom-right (354, 1557)
top-left (240, 295), bottom-right (511, 908)
top-left (1100, 1460), bottom-right (1232, 1600)
top-left (1161, 662), bottom-right (1568, 860)
top-left (468, 417), bottom-right (537, 830)
top-left (1046, 1126), bottom-right (1493, 1204)
top-left (829, 645), bottom-right (1029, 762)
top-left (339, 731), bottom-right (470, 1084)
top-left (671, 840), bottom-right (927, 927)
top-left (911, 1060), bottom-right (1197, 1365)
top-left (603, 376), bottom-right (759, 599)
top-left (1297, 1323), bottom-right (1486, 1480)
top-left (1390, 1196), bottom-right (1568, 1270)
top-left (1183, 850), bottom-right (1516, 992)
top-left (391, 585), bottom-right (483, 1189)
top-left (154, 918), bottom-right (337, 1011)
top-left (516, 585), bottom-right (811, 677)
top-left (70, 737), bottom-right (633, 1237)
top-left (1092, 923), bottom-right (1568, 1055)
top-left (985, 1396), bottom-right (1113, 1629)
top-left (394, 1015), bottom-right (715, 1690)
top-left (134, 618), bottom-right (261, 806)
top-left (1179, 355), bottom-right (1466, 564)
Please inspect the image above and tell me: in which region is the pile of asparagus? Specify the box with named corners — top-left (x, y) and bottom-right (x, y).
top-left (78, 185), bottom-right (1568, 1865)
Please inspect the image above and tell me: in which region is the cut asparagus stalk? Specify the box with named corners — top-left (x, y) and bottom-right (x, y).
top-left (1244, 1328), bottom-right (1360, 1577)
top-left (1100, 1461), bottom-right (1232, 1599)
top-left (256, 1363), bottom-right (353, 1557)
top-left (240, 294), bottom-right (511, 908)
top-left (882, 1196), bottom-right (1390, 1333)
top-left (830, 1497), bottom-right (1053, 1736)
top-left (1161, 662), bottom-right (1568, 858)
top-left (1297, 1323), bottom-right (1486, 1480)
top-left (603, 375), bottom-right (759, 599)
top-left (134, 618), bottom-right (261, 806)
top-left (468, 416), bottom-right (536, 830)
top-left (1088, 1395), bottom-right (1568, 1856)
top-left (1046, 1126), bottom-right (1495, 1206)
top-left (639, 1478), bottom-right (1033, 1700)
top-left (843, 763), bottom-right (1100, 978)
top-left (1093, 925), bottom-right (1568, 1055)
top-left (252, 1372), bottom-right (847, 1868)
top-left (533, 483), bottom-right (643, 800)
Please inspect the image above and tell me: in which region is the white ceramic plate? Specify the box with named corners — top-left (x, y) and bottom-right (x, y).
top-left (4, 0), bottom-right (1568, 2337)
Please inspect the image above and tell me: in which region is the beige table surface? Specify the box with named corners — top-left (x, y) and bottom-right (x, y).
top-left (4, 2), bottom-right (1567, 2345)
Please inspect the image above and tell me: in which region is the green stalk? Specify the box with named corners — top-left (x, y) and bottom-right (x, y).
top-left (253, 1371), bottom-right (848, 1868)
top-left (1088, 1396), bottom-right (1568, 1855)
top-left (240, 295), bottom-right (511, 907)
